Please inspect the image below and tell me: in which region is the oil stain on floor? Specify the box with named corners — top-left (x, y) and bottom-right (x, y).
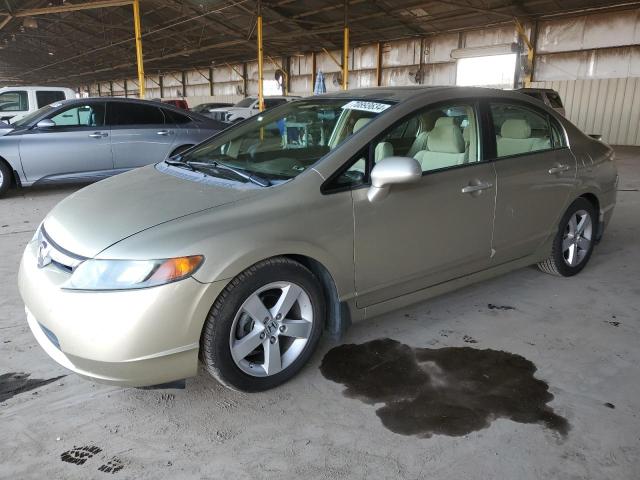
top-left (0, 372), bottom-right (65, 403)
top-left (320, 338), bottom-right (569, 438)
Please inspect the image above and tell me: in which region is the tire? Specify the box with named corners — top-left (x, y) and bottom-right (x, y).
top-left (200, 257), bottom-right (325, 392)
top-left (0, 160), bottom-right (12, 197)
top-left (537, 198), bottom-right (597, 277)
top-left (169, 144), bottom-right (194, 157)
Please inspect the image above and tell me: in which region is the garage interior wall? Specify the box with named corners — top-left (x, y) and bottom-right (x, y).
top-left (86, 8), bottom-right (640, 146)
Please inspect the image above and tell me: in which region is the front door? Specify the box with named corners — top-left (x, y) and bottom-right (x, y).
top-left (108, 101), bottom-right (177, 169)
top-left (351, 101), bottom-right (496, 308)
top-left (487, 101), bottom-right (577, 264)
top-left (19, 101), bottom-right (113, 183)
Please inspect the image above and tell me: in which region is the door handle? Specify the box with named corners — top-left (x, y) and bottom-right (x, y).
top-left (548, 164), bottom-right (570, 175)
top-left (156, 130), bottom-right (171, 136)
top-left (461, 182), bottom-right (493, 194)
top-left (88, 132), bottom-right (108, 138)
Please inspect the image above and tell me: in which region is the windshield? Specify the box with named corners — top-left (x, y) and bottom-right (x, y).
top-left (234, 97), bottom-right (256, 108)
top-left (180, 98), bottom-right (394, 182)
top-left (12, 104), bottom-right (56, 127)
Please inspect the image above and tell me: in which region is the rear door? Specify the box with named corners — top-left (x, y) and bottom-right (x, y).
top-left (108, 101), bottom-right (177, 169)
top-left (19, 101), bottom-right (112, 183)
top-left (488, 100), bottom-right (577, 264)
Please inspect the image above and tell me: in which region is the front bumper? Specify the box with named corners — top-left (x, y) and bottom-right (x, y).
top-left (18, 240), bottom-right (225, 387)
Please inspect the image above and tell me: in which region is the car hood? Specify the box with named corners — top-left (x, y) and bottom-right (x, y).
top-left (43, 165), bottom-right (262, 258)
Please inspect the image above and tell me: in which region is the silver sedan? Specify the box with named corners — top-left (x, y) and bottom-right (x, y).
top-left (0, 97), bottom-right (225, 195)
top-left (18, 87), bottom-right (617, 391)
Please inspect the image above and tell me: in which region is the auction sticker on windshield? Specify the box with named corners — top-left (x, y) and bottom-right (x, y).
top-left (341, 101), bottom-right (391, 114)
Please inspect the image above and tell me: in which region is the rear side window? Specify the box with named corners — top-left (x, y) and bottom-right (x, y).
top-left (546, 91), bottom-right (563, 109)
top-left (109, 102), bottom-right (165, 126)
top-left (0, 91), bottom-right (28, 112)
top-left (164, 109), bottom-right (191, 124)
top-left (490, 103), bottom-right (553, 158)
top-left (36, 91), bottom-right (66, 108)
top-left (264, 98), bottom-right (287, 109)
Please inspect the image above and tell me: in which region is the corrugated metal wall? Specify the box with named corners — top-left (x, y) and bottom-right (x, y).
top-left (531, 77), bottom-right (640, 146)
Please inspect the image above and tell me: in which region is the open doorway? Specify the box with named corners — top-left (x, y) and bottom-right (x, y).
top-left (456, 53), bottom-right (517, 89)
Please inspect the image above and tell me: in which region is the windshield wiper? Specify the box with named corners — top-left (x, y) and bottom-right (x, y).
top-left (164, 157), bottom-right (197, 172)
top-left (186, 160), bottom-right (271, 187)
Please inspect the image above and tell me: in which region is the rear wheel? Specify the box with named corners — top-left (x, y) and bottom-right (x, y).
top-left (0, 161), bottom-right (12, 197)
top-left (538, 198), bottom-right (597, 277)
top-left (200, 257), bottom-right (324, 392)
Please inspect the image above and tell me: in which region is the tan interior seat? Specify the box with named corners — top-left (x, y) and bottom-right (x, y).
top-left (413, 123), bottom-right (466, 171)
top-left (496, 118), bottom-right (550, 156)
top-left (353, 117), bottom-right (370, 133)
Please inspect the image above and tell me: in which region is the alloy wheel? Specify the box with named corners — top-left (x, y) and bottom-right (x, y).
top-left (229, 281), bottom-right (313, 377)
top-left (562, 209), bottom-right (592, 267)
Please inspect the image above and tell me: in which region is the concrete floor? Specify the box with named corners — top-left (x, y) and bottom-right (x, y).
top-left (1, 147), bottom-right (639, 479)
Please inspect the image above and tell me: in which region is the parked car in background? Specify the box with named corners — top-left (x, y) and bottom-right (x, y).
top-left (0, 86), bottom-right (76, 123)
top-left (516, 88), bottom-right (566, 116)
top-left (0, 119), bottom-right (12, 136)
top-left (0, 97), bottom-right (225, 195)
top-left (162, 99), bottom-right (189, 110)
top-left (208, 95), bottom-right (300, 123)
top-left (18, 87), bottom-right (617, 391)
top-left (191, 102), bottom-right (233, 114)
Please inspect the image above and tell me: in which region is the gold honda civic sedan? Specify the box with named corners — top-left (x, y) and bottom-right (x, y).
top-left (19, 87), bottom-right (618, 391)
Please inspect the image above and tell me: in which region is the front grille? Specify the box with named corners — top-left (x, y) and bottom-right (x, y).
top-left (38, 226), bottom-right (87, 273)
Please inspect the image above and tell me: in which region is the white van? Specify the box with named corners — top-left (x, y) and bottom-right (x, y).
top-left (0, 86), bottom-right (76, 123)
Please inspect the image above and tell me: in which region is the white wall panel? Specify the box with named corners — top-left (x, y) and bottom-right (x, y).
top-left (532, 77), bottom-right (640, 145)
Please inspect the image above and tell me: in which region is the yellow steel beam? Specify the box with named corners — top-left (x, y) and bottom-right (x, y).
top-left (257, 3), bottom-right (264, 112)
top-left (514, 18), bottom-right (534, 87)
top-left (342, 26), bottom-right (349, 90)
top-left (133, 0), bottom-right (145, 98)
top-left (12, 0), bottom-right (133, 17)
top-left (342, 0), bottom-right (349, 90)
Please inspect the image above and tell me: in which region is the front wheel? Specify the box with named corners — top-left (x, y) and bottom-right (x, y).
top-left (0, 161), bottom-right (12, 197)
top-left (200, 257), bottom-right (324, 392)
top-left (538, 198), bottom-right (597, 277)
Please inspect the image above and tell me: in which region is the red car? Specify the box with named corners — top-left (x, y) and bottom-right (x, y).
top-left (162, 99), bottom-right (189, 110)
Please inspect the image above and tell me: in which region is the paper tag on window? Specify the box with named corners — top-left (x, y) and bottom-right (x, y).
top-left (341, 101), bottom-right (391, 114)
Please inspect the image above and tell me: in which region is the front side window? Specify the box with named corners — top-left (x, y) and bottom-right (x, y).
top-left (181, 98), bottom-right (394, 182)
top-left (0, 91), bottom-right (28, 112)
top-left (334, 102), bottom-right (479, 190)
top-left (490, 103), bottom-right (552, 158)
top-left (36, 91), bottom-right (66, 108)
top-left (49, 103), bottom-right (106, 127)
top-left (109, 102), bottom-right (165, 126)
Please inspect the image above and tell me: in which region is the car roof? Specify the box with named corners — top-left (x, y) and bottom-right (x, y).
top-left (309, 85), bottom-right (534, 103)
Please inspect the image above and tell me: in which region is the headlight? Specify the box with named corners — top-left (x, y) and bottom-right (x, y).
top-left (65, 256), bottom-right (204, 291)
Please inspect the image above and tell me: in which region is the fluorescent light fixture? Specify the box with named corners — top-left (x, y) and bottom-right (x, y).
top-left (451, 43), bottom-right (517, 59)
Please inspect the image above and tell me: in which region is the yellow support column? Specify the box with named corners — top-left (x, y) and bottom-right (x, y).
top-left (342, 1), bottom-right (348, 91)
top-left (133, 0), bottom-right (145, 98)
top-left (257, 1), bottom-right (265, 112)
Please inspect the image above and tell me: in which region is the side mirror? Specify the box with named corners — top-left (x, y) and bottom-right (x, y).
top-left (368, 156), bottom-right (422, 202)
top-left (588, 134), bottom-right (602, 141)
top-left (36, 119), bottom-right (56, 129)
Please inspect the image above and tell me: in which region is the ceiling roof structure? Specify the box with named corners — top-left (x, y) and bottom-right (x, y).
top-left (0, 0), bottom-right (636, 86)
